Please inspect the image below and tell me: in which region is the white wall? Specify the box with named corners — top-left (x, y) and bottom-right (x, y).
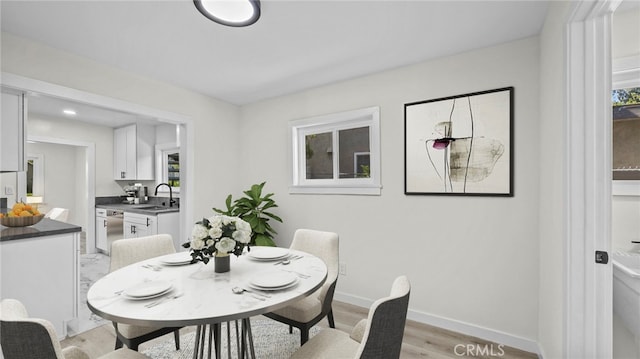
top-left (240, 37), bottom-right (541, 347)
top-left (26, 141), bottom-right (79, 224)
top-left (28, 114), bottom-right (122, 197)
top-left (537, 3), bottom-right (572, 358)
top-left (1, 32), bottom-right (242, 225)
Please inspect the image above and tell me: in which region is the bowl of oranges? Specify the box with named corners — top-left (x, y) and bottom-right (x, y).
top-left (0, 202), bottom-right (44, 227)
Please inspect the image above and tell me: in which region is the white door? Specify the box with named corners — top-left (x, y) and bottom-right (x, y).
top-left (95, 212), bottom-right (108, 252)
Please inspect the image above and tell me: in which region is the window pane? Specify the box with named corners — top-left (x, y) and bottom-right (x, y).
top-left (612, 87), bottom-right (640, 180)
top-left (338, 127), bottom-right (370, 178)
top-left (27, 160), bottom-right (34, 195)
top-left (167, 152), bottom-right (180, 187)
top-left (305, 132), bottom-right (333, 179)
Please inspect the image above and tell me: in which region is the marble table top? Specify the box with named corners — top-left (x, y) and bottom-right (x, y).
top-left (87, 248), bottom-right (327, 327)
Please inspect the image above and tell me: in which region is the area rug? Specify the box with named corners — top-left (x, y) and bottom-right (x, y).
top-left (141, 316), bottom-right (320, 359)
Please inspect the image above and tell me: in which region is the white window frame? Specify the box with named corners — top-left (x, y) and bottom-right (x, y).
top-left (289, 106), bottom-right (381, 195)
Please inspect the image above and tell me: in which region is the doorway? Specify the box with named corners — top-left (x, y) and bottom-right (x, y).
top-left (26, 137), bottom-right (94, 253)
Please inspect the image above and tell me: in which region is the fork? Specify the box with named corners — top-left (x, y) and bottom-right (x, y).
top-left (145, 293), bottom-right (183, 308)
top-left (142, 264), bottom-right (162, 271)
top-left (274, 255), bottom-right (303, 265)
top-left (281, 269), bottom-right (310, 279)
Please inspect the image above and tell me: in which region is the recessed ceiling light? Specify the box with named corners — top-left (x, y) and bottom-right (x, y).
top-left (194, 0), bottom-right (260, 27)
top-left (63, 109), bottom-right (77, 116)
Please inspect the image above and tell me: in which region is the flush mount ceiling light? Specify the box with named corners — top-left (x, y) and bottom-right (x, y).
top-left (194, 0), bottom-right (260, 27)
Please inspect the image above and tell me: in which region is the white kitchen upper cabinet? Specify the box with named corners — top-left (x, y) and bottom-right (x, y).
top-left (1, 89), bottom-right (25, 172)
top-left (114, 124), bottom-right (155, 180)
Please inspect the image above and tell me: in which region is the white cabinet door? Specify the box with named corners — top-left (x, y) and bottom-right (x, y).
top-left (135, 124), bottom-right (155, 180)
top-left (95, 209), bottom-right (108, 252)
top-left (114, 124), bottom-right (155, 181)
top-left (1, 90), bottom-right (25, 172)
top-left (123, 220), bottom-right (135, 239)
top-left (123, 212), bottom-right (157, 238)
top-left (114, 125), bottom-right (136, 180)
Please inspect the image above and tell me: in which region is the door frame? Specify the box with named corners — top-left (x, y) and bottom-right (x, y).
top-left (1, 72), bottom-right (195, 251)
top-left (27, 136), bottom-right (96, 253)
top-left (564, 1), bottom-right (619, 357)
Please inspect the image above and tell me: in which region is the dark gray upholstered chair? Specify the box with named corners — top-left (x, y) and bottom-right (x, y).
top-left (0, 298), bottom-right (147, 359)
top-left (290, 275), bottom-right (411, 359)
top-left (109, 234), bottom-right (182, 351)
top-left (263, 229), bottom-right (339, 345)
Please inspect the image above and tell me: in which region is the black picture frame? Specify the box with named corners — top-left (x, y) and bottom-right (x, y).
top-left (404, 87), bottom-right (514, 196)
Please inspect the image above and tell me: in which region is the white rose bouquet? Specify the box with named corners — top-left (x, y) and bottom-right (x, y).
top-left (183, 214), bottom-right (252, 264)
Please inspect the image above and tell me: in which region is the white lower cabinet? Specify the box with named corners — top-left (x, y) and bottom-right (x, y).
top-left (123, 212), bottom-right (180, 248)
top-left (124, 212), bottom-right (157, 239)
top-left (0, 232), bottom-right (79, 339)
top-left (95, 208), bottom-right (108, 252)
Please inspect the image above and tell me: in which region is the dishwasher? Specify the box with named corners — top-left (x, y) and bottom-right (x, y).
top-left (96, 208), bottom-right (124, 255)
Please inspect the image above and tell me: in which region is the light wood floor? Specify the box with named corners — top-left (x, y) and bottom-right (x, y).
top-left (61, 301), bottom-right (537, 359)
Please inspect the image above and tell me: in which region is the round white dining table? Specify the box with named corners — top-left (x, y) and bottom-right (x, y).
top-left (87, 247), bottom-right (327, 358)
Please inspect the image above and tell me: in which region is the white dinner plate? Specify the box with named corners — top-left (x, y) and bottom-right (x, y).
top-left (247, 247), bottom-right (290, 261)
top-left (249, 271), bottom-right (297, 289)
top-left (160, 252), bottom-right (194, 266)
top-left (123, 280), bottom-right (173, 298)
top-left (248, 277), bottom-right (299, 291)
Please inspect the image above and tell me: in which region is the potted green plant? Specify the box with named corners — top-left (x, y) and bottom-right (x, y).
top-left (213, 182), bottom-right (283, 246)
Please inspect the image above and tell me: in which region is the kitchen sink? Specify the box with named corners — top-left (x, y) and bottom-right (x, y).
top-left (136, 205), bottom-right (167, 210)
top-left (134, 205), bottom-right (178, 211)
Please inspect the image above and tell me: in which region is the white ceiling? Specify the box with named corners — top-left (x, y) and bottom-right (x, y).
top-left (2, 0), bottom-right (550, 108)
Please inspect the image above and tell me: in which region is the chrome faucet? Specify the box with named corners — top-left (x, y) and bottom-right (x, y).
top-left (154, 183), bottom-right (176, 207)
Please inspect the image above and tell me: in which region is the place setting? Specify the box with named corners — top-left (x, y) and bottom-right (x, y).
top-left (246, 247), bottom-right (306, 266)
top-left (246, 247), bottom-right (290, 262)
top-left (246, 271), bottom-right (300, 292)
top-left (115, 280), bottom-right (183, 308)
top-left (158, 251), bottom-right (195, 266)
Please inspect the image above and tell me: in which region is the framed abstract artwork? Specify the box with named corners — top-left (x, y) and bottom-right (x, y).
top-left (404, 87), bottom-right (514, 196)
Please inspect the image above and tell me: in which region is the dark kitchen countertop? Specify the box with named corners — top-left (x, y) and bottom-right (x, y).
top-left (96, 203), bottom-right (180, 215)
top-left (0, 218), bottom-right (82, 242)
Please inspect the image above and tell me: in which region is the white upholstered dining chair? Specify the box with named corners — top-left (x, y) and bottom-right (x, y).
top-left (290, 275), bottom-right (411, 359)
top-left (109, 234), bottom-right (182, 351)
top-left (263, 228), bottom-right (339, 345)
top-left (0, 298), bottom-right (147, 359)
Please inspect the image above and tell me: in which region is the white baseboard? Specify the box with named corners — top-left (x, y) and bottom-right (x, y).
top-left (334, 291), bottom-right (543, 358)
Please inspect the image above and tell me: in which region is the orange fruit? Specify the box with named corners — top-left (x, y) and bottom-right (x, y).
top-left (19, 211), bottom-right (32, 217)
top-left (0, 213), bottom-right (4, 218)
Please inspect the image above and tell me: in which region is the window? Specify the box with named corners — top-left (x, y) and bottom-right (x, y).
top-left (612, 55), bottom-right (640, 197)
top-left (612, 87), bottom-right (640, 181)
top-left (165, 150), bottom-right (180, 188)
top-left (156, 144), bottom-right (180, 192)
top-left (26, 153), bottom-right (44, 203)
top-left (289, 106), bottom-right (381, 195)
